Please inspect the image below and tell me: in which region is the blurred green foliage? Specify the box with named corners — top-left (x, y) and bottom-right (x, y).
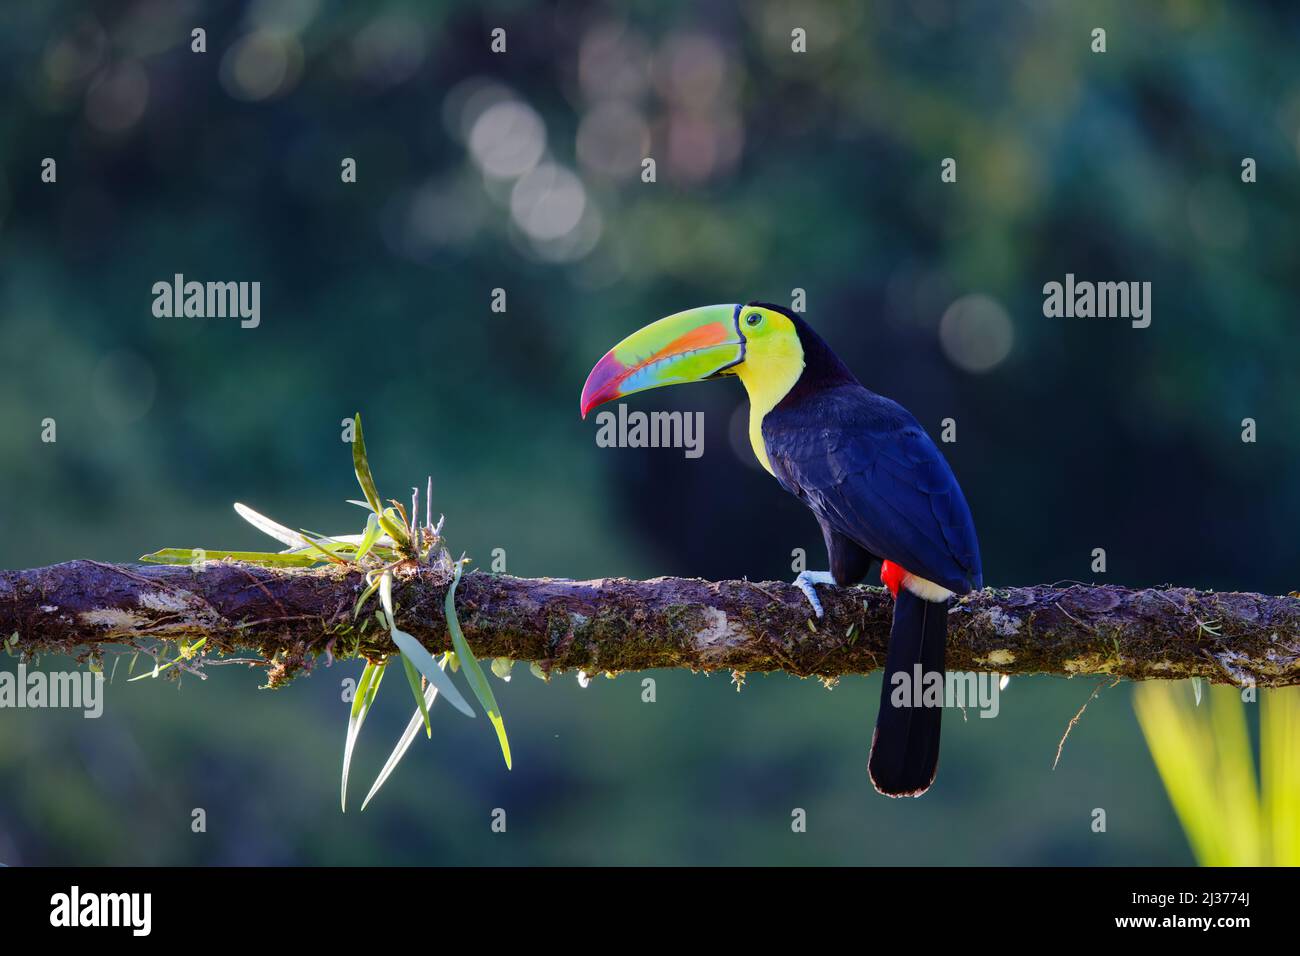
top-left (1137, 683), bottom-right (1300, 866)
top-left (1, 0), bottom-right (1297, 864)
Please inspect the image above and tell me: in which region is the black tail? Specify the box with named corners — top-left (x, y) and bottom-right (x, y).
top-left (868, 589), bottom-right (948, 797)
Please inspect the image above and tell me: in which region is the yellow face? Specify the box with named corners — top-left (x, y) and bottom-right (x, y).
top-left (727, 306), bottom-right (802, 378)
top-left (729, 306), bottom-right (806, 475)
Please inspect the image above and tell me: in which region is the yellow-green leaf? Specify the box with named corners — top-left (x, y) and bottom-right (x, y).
top-left (353, 513), bottom-right (382, 562)
top-left (446, 560), bottom-right (511, 769)
top-left (361, 654), bottom-right (449, 812)
top-left (351, 414), bottom-right (383, 514)
top-left (341, 660), bottom-right (385, 812)
top-left (379, 571), bottom-right (474, 718)
top-left (138, 548), bottom-right (320, 567)
top-left (400, 652), bottom-right (433, 738)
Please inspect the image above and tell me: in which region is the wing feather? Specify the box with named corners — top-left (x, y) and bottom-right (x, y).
top-left (764, 385), bottom-right (981, 593)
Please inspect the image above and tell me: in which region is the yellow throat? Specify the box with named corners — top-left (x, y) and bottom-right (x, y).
top-left (732, 315), bottom-right (806, 475)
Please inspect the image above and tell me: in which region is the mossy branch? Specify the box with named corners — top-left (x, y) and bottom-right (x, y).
top-left (3, 560), bottom-right (1298, 688)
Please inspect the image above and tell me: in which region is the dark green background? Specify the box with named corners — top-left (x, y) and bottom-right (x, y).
top-left (1, 0), bottom-right (1297, 864)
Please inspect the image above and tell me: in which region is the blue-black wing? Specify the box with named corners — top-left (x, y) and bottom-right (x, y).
top-left (763, 384), bottom-right (981, 594)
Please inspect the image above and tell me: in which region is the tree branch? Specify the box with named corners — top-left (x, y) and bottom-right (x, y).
top-left (3, 560), bottom-right (1297, 688)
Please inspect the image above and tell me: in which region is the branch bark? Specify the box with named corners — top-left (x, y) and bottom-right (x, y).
top-left (3, 560), bottom-right (1298, 688)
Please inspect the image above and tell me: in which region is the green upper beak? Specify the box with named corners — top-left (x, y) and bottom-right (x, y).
top-left (579, 304), bottom-right (744, 418)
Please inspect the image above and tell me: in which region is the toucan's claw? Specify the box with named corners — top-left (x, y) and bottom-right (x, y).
top-left (793, 570), bottom-right (836, 619)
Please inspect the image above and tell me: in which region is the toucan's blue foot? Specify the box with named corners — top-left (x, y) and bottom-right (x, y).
top-left (793, 570), bottom-right (836, 618)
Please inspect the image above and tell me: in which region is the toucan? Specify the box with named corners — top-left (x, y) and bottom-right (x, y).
top-left (580, 303), bottom-right (982, 797)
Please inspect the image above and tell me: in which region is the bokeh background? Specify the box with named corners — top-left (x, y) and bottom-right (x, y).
top-left (2, 0), bottom-right (1298, 865)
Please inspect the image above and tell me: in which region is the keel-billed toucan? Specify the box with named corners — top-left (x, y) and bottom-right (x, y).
top-left (580, 303), bottom-right (982, 797)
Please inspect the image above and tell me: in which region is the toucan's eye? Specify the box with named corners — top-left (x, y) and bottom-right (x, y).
top-left (745, 312), bottom-right (763, 327)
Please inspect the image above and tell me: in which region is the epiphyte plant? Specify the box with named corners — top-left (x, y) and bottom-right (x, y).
top-left (139, 414), bottom-right (511, 811)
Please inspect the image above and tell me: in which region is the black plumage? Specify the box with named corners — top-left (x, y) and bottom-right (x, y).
top-left (765, 382), bottom-right (981, 594)
top-left (868, 589), bottom-right (948, 795)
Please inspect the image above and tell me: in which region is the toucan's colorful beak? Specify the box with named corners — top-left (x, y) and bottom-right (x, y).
top-left (579, 304), bottom-right (743, 418)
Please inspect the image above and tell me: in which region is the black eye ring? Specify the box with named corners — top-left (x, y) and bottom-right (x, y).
top-left (745, 312), bottom-right (763, 327)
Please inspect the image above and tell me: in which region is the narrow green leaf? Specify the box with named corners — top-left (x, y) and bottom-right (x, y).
top-left (400, 652), bottom-right (433, 738)
top-left (486, 712), bottom-right (511, 768)
top-left (297, 530), bottom-right (354, 565)
top-left (233, 502), bottom-right (306, 549)
top-left (281, 530), bottom-right (392, 551)
top-left (353, 513), bottom-right (382, 562)
top-left (446, 560), bottom-right (511, 769)
top-left (361, 654), bottom-right (448, 812)
top-left (353, 574), bottom-right (382, 620)
top-left (349, 663), bottom-right (374, 724)
top-left (391, 629), bottom-right (474, 718)
top-left (301, 528), bottom-right (355, 548)
top-left (139, 548), bottom-right (320, 567)
top-left (376, 569), bottom-right (394, 622)
top-left (378, 508), bottom-right (409, 548)
top-left (351, 414), bottom-right (383, 514)
top-left (379, 571), bottom-right (475, 718)
top-left (341, 660), bottom-right (386, 812)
